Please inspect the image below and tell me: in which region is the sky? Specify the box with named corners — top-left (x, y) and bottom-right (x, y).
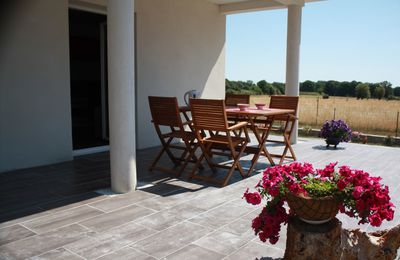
top-left (226, 0), bottom-right (400, 87)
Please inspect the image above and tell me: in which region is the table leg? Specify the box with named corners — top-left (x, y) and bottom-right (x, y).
top-left (245, 117), bottom-right (275, 177)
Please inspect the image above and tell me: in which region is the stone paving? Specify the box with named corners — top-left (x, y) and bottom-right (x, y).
top-left (0, 137), bottom-right (399, 259)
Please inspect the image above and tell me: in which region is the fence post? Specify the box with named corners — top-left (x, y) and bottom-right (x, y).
top-left (333, 107), bottom-right (336, 120)
top-left (316, 96), bottom-right (319, 125)
top-left (396, 111), bottom-right (399, 137)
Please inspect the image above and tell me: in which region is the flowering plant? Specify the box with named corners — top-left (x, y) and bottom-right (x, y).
top-left (243, 162), bottom-right (395, 244)
top-left (320, 119), bottom-right (352, 143)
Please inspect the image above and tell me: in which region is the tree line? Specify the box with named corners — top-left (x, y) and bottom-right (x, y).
top-left (226, 79), bottom-right (400, 100)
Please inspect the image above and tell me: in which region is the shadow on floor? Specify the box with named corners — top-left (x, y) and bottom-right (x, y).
top-left (311, 145), bottom-right (346, 150)
top-left (0, 148), bottom-right (262, 223)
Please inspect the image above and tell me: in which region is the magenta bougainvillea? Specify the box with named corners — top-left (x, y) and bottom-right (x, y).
top-left (243, 162), bottom-right (395, 244)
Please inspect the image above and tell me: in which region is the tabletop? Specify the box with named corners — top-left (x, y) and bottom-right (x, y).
top-left (225, 107), bottom-right (294, 116)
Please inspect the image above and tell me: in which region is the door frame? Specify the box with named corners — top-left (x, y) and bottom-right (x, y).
top-left (69, 4), bottom-right (109, 155)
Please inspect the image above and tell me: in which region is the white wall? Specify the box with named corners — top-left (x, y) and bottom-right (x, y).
top-left (0, 0), bottom-right (73, 172)
top-left (135, 0), bottom-right (226, 149)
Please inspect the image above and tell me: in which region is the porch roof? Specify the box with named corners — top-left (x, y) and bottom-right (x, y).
top-left (70, 0), bottom-right (324, 15)
top-left (208, 0), bottom-right (323, 15)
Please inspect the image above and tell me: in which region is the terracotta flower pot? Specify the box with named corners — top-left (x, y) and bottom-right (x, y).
top-left (286, 192), bottom-right (340, 224)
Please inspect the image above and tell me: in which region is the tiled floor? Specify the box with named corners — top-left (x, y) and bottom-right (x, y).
top-left (0, 137), bottom-right (399, 259)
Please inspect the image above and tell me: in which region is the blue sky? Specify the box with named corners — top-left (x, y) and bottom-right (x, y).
top-left (226, 0), bottom-right (400, 87)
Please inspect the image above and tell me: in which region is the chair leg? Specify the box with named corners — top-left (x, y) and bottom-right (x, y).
top-left (220, 165), bottom-right (236, 187)
top-left (279, 145), bottom-right (289, 165)
top-left (149, 137), bottom-right (177, 171)
top-left (149, 146), bottom-right (166, 171)
top-left (188, 152), bottom-right (203, 180)
top-left (162, 138), bottom-right (180, 166)
top-left (221, 140), bottom-right (248, 187)
top-left (279, 134), bottom-right (297, 165)
top-left (189, 142), bottom-right (215, 180)
top-left (202, 143), bottom-right (218, 173)
top-left (176, 139), bottom-right (203, 177)
top-left (235, 142), bottom-right (248, 178)
top-left (189, 140), bottom-right (204, 170)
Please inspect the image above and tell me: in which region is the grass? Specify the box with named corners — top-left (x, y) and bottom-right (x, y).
top-left (250, 95), bottom-right (400, 136)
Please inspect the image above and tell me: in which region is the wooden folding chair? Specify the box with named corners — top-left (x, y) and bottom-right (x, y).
top-left (189, 98), bottom-right (249, 187)
top-left (148, 96), bottom-right (199, 177)
top-left (265, 95), bottom-right (299, 164)
top-left (225, 93), bottom-right (250, 136)
top-left (225, 93), bottom-right (250, 107)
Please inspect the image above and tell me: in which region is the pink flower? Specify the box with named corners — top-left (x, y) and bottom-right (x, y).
top-left (269, 236), bottom-right (279, 244)
top-left (379, 208), bottom-right (394, 221)
top-left (368, 213), bottom-right (382, 227)
top-left (268, 187), bottom-right (280, 197)
top-left (317, 162), bottom-right (338, 177)
top-left (339, 166), bottom-right (353, 177)
top-left (337, 179), bottom-right (348, 190)
top-left (243, 189), bottom-right (262, 205)
top-left (252, 216), bottom-right (262, 231)
top-left (288, 182), bottom-right (302, 194)
top-left (352, 186), bottom-right (364, 199)
top-left (355, 199), bottom-right (367, 212)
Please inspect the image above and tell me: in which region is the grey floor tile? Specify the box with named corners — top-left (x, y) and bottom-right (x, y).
top-left (29, 247), bottom-right (83, 260)
top-left (23, 205), bottom-right (104, 234)
top-left (225, 241), bottom-right (284, 260)
top-left (165, 202), bottom-right (207, 220)
top-left (0, 207), bottom-right (51, 229)
top-left (37, 192), bottom-right (107, 213)
top-left (165, 244), bottom-right (224, 260)
top-left (80, 205), bottom-right (155, 232)
top-left (189, 199), bottom-right (254, 229)
top-left (97, 247), bottom-right (156, 260)
top-left (64, 231), bottom-right (123, 259)
top-left (136, 196), bottom-right (184, 211)
top-left (0, 224), bottom-right (36, 246)
top-left (137, 188), bottom-right (202, 211)
top-left (186, 191), bottom-right (236, 212)
top-left (220, 218), bottom-right (254, 236)
top-left (136, 211), bottom-right (184, 231)
top-left (89, 190), bottom-right (155, 212)
top-left (105, 221), bottom-right (157, 245)
top-left (0, 224), bottom-right (89, 259)
top-left (194, 229), bottom-right (254, 255)
top-left (132, 222), bottom-right (213, 259)
top-left (193, 231), bottom-right (240, 256)
top-left (65, 222), bottom-right (156, 259)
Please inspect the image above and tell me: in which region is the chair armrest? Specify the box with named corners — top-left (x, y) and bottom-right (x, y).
top-left (228, 121), bottom-right (248, 131)
top-left (182, 120), bottom-right (193, 126)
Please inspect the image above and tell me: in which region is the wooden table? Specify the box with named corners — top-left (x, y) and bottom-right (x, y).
top-left (226, 107), bottom-right (294, 176)
top-left (180, 105), bottom-right (294, 177)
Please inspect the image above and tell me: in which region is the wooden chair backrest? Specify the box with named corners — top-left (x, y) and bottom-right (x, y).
top-left (190, 99), bottom-right (228, 132)
top-left (148, 96), bottom-right (182, 127)
top-left (225, 93), bottom-right (250, 107)
top-left (269, 95), bottom-right (299, 121)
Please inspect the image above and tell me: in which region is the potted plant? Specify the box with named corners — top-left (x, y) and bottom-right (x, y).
top-left (243, 162), bottom-right (395, 244)
top-left (320, 119), bottom-right (352, 148)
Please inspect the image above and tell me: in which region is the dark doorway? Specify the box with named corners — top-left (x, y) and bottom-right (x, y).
top-left (69, 9), bottom-right (109, 150)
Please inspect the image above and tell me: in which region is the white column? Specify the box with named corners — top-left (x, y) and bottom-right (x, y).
top-left (285, 3), bottom-right (303, 144)
top-left (108, 0), bottom-right (136, 193)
